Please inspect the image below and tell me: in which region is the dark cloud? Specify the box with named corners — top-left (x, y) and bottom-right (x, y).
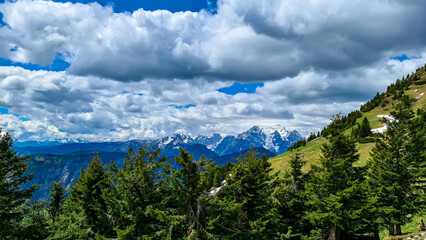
top-left (0, 0), bottom-right (425, 82)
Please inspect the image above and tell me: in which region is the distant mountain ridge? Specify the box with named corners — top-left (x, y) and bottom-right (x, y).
top-left (17, 125), bottom-right (303, 200)
top-left (16, 125), bottom-right (304, 157)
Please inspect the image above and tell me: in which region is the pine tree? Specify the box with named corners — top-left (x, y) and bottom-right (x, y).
top-left (359, 117), bottom-right (371, 138)
top-left (367, 102), bottom-right (425, 236)
top-left (0, 129), bottom-right (37, 238)
top-left (171, 148), bottom-right (212, 238)
top-left (47, 181), bottom-right (66, 222)
top-left (51, 153), bottom-right (114, 239)
top-left (105, 146), bottom-right (173, 239)
top-left (308, 132), bottom-right (317, 141)
top-left (211, 150), bottom-right (283, 239)
top-left (305, 133), bottom-right (368, 240)
top-left (275, 153), bottom-right (310, 238)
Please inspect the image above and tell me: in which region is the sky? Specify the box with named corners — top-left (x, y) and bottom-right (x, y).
top-left (0, 0), bottom-right (425, 142)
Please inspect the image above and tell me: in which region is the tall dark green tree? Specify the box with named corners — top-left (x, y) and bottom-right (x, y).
top-left (105, 146), bottom-right (174, 239)
top-left (211, 150), bottom-right (283, 239)
top-left (275, 153), bottom-right (310, 239)
top-left (50, 153), bottom-right (113, 239)
top-left (0, 129), bottom-right (37, 238)
top-left (305, 133), bottom-right (368, 240)
top-left (170, 148), bottom-right (213, 238)
top-left (48, 181), bottom-right (66, 223)
top-left (359, 117), bottom-right (372, 138)
top-left (367, 102), bottom-right (425, 236)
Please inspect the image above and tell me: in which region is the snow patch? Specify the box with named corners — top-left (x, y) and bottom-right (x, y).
top-left (371, 115), bottom-right (396, 134)
top-left (262, 127), bottom-right (276, 151)
top-left (163, 136), bottom-right (172, 145)
top-left (416, 92), bottom-right (424, 100)
top-left (377, 115), bottom-right (395, 121)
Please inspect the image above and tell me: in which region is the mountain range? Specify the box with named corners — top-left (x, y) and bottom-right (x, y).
top-left (16, 125), bottom-right (303, 157)
top-left (18, 125), bottom-right (303, 200)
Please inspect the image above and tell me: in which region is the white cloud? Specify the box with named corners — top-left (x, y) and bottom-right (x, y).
top-left (0, 0), bottom-right (425, 81)
top-left (0, 54), bottom-right (424, 141)
top-left (0, 0), bottom-right (425, 141)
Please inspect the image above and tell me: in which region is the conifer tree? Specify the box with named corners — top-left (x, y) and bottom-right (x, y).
top-left (51, 154), bottom-right (114, 239)
top-left (171, 148), bottom-right (212, 238)
top-left (0, 129), bottom-right (37, 238)
top-left (306, 133), bottom-right (368, 240)
top-left (367, 102), bottom-right (425, 236)
top-left (212, 151), bottom-right (282, 239)
top-left (48, 181), bottom-right (66, 222)
top-left (359, 117), bottom-right (371, 138)
top-left (275, 153), bottom-right (310, 238)
top-left (105, 146), bottom-right (173, 239)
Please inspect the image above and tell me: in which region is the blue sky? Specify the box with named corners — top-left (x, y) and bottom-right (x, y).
top-left (52, 0), bottom-right (211, 13)
top-left (0, 0), bottom-right (425, 141)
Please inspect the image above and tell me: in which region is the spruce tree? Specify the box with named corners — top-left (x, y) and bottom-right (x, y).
top-left (212, 150), bottom-right (282, 239)
top-left (47, 181), bottom-right (66, 222)
top-left (171, 148), bottom-right (211, 238)
top-left (359, 117), bottom-right (371, 138)
top-left (51, 153), bottom-right (113, 239)
top-left (367, 102), bottom-right (425, 236)
top-left (306, 133), bottom-right (368, 240)
top-left (105, 146), bottom-right (173, 239)
top-left (0, 129), bottom-right (37, 238)
top-left (275, 153), bottom-right (310, 238)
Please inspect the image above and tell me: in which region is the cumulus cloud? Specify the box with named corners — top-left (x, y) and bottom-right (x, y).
top-left (0, 54), bottom-right (424, 141)
top-left (0, 0), bottom-right (426, 141)
top-left (0, 0), bottom-right (425, 81)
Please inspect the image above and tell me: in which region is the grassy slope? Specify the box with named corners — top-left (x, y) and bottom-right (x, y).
top-left (270, 67), bottom-right (426, 174)
top-left (269, 66), bottom-right (426, 239)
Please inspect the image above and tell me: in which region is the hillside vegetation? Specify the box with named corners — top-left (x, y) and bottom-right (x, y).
top-left (270, 65), bottom-right (426, 174)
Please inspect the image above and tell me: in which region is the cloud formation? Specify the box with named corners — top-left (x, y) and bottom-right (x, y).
top-left (0, 0), bottom-right (425, 141)
top-left (0, 0), bottom-right (425, 81)
top-left (1, 55), bottom-right (425, 141)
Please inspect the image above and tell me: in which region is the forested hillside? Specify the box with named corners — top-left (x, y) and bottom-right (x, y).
top-left (270, 64), bottom-right (426, 173)
top-left (0, 65), bottom-right (425, 240)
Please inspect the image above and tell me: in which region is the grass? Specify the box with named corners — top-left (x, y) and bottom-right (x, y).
top-left (269, 137), bottom-right (375, 174)
top-left (269, 137), bottom-right (326, 175)
top-left (269, 73), bottom-right (425, 174)
top-left (353, 142), bottom-right (375, 167)
top-left (380, 215), bottom-right (426, 239)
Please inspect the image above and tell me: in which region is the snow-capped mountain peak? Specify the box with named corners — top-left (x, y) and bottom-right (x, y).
top-left (214, 125), bottom-right (304, 155)
top-left (261, 125), bottom-right (290, 139)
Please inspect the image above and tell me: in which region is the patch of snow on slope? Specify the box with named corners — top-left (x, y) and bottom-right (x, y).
top-left (274, 125), bottom-right (290, 138)
top-left (163, 136), bottom-right (172, 145)
top-left (377, 115), bottom-right (395, 121)
top-left (262, 127), bottom-right (276, 152)
top-left (416, 92), bottom-right (424, 100)
top-left (371, 115), bottom-right (395, 134)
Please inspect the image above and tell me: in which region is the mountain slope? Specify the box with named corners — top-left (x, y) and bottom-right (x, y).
top-left (269, 64), bottom-right (426, 174)
top-left (16, 126), bottom-right (303, 157)
top-left (214, 126), bottom-right (303, 155)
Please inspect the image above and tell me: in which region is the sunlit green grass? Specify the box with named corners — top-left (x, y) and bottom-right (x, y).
top-left (380, 215), bottom-right (426, 239)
